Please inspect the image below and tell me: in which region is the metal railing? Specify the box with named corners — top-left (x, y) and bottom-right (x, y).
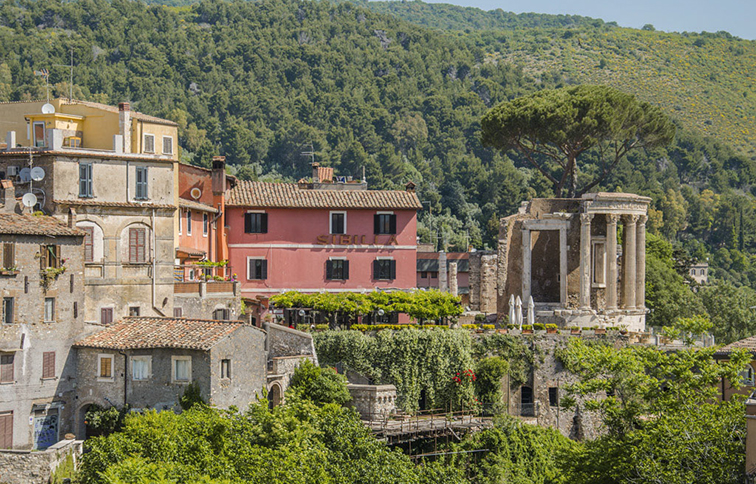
top-left (173, 264), bottom-right (233, 282)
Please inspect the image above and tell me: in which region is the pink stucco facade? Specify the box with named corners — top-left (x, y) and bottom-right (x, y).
top-left (227, 207), bottom-right (418, 299)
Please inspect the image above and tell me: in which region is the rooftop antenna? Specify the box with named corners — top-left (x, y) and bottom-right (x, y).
top-left (53, 48), bottom-right (75, 101)
top-left (300, 142), bottom-right (315, 164)
top-left (33, 68), bottom-right (50, 103)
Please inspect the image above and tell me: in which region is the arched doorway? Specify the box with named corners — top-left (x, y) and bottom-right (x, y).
top-left (78, 404), bottom-right (92, 440)
top-left (520, 386), bottom-right (534, 416)
top-left (268, 384), bottom-right (282, 409)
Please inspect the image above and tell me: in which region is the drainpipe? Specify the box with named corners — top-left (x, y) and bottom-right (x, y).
top-left (118, 351), bottom-right (128, 407)
top-left (125, 160), bottom-right (130, 201)
top-left (151, 208), bottom-right (165, 316)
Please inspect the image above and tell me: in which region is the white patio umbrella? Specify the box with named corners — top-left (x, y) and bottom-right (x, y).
top-left (527, 296), bottom-right (535, 326)
top-left (508, 294), bottom-right (516, 327)
top-left (515, 295), bottom-right (523, 329)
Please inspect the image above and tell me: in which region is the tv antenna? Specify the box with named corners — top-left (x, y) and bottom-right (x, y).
top-left (300, 142), bottom-right (315, 164)
top-left (53, 48), bottom-right (75, 101)
top-left (33, 68), bottom-right (50, 103)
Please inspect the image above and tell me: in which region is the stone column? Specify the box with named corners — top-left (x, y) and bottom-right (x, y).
top-left (481, 255), bottom-right (497, 314)
top-left (622, 215), bottom-right (638, 310)
top-left (521, 229), bottom-right (531, 307)
top-left (579, 213), bottom-right (593, 310)
top-left (606, 214), bottom-right (619, 311)
top-left (560, 226), bottom-right (568, 308)
top-left (449, 262), bottom-right (459, 297)
top-left (438, 251), bottom-right (448, 292)
top-left (468, 253), bottom-right (481, 310)
top-left (636, 215), bottom-right (647, 310)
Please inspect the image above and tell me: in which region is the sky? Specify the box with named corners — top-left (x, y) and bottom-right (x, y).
top-left (422, 0), bottom-right (756, 40)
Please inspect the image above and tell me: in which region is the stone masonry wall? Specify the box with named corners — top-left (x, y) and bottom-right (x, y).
top-left (0, 439), bottom-right (82, 484)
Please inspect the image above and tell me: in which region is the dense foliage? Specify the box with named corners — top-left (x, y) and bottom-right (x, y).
top-left (288, 359), bottom-right (352, 406)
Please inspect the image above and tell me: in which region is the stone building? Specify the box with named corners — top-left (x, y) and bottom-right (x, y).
top-left (0, 99), bottom-right (179, 324)
top-left (0, 192), bottom-right (87, 450)
top-left (497, 193), bottom-right (651, 331)
top-left (689, 262), bottom-right (709, 286)
top-left (72, 317), bottom-right (316, 437)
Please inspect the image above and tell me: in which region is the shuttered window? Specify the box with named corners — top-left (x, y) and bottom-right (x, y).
top-left (244, 213), bottom-right (268, 234)
top-left (81, 226), bottom-right (94, 262)
top-left (0, 411), bottom-right (12, 449)
top-left (2, 243), bottom-right (14, 269)
top-left (79, 163), bottom-right (93, 198)
top-left (40, 245), bottom-right (61, 269)
top-left (162, 136), bottom-right (173, 155)
top-left (128, 227), bottom-right (146, 263)
top-left (101, 308), bottom-right (113, 325)
top-left (173, 307), bottom-right (183, 318)
top-left (326, 259), bottom-right (349, 280)
top-left (203, 213), bottom-right (208, 236)
top-left (213, 308), bottom-right (230, 320)
top-left (0, 354), bottom-right (13, 383)
top-left (374, 213), bottom-right (396, 235)
top-left (135, 167), bottom-right (148, 200)
top-left (44, 298), bottom-right (55, 322)
top-left (98, 355), bottom-right (113, 379)
top-left (247, 259), bottom-right (268, 280)
top-left (2, 298), bottom-right (13, 324)
top-left (143, 134), bottom-right (155, 153)
top-left (186, 211), bottom-right (192, 236)
top-left (330, 212), bottom-right (346, 235)
top-left (42, 351), bottom-right (55, 379)
top-left (373, 259), bottom-right (396, 280)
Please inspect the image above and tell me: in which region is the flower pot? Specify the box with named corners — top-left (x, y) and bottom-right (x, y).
top-left (497, 329), bottom-right (508, 334)
top-left (546, 328), bottom-right (558, 334)
top-left (595, 328), bottom-right (607, 335)
top-left (522, 329), bottom-right (533, 334)
top-left (571, 329), bottom-right (582, 335)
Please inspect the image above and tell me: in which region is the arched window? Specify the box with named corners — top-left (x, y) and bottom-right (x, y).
top-left (76, 221), bottom-right (104, 263)
top-left (520, 386), bottom-right (534, 416)
top-left (739, 366), bottom-right (755, 386)
top-left (120, 224), bottom-right (151, 263)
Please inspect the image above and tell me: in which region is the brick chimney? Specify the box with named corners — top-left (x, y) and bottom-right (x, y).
top-left (311, 162), bottom-right (321, 183)
top-left (211, 156), bottom-right (226, 195)
top-left (1, 180), bottom-right (15, 213)
top-left (119, 102), bottom-right (131, 154)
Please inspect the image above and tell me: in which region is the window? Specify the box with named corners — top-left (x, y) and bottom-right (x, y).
top-left (143, 134), bottom-right (155, 153)
top-left (548, 387), bottom-right (559, 407)
top-left (129, 306), bottom-right (140, 317)
top-left (2, 298), bottom-right (13, 324)
top-left (44, 298), bottom-right (55, 322)
top-left (330, 212), bottom-right (346, 235)
top-left (326, 259), bottom-right (349, 280)
top-left (172, 356), bottom-right (191, 383)
top-left (73, 302), bottom-right (78, 319)
top-left (2, 243), bottom-right (14, 270)
top-left (42, 351), bottom-right (55, 379)
top-left (420, 271), bottom-right (427, 278)
top-left (213, 308), bottom-right (231, 321)
top-left (373, 259), bottom-right (396, 280)
top-left (431, 272), bottom-right (438, 279)
top-left (178, 209), bottom-right (182, 235)
top-left (740, 366), bottom-right (755, 386)
top-left (79, 162), bottom-right (93, 198)
top-left (33, 121), bottom-right (45, 147)
top-left (247, 259), bottom-right (268, 280)
top-left (0, 354), bottom-right (13, 383)
top-left (244, 212), bottom-right (268, 234)
top-left (135, 166), bottom-right (148, 200)
top-left (203, 213), bottom-right (208, 237)
top-left (0, 411), bottom-right (12, 449)
top-left (128, 227), bottom-right (147, 263)
top-left (40, 245), bottom-right (61, 269)
top-left (82, 227), bottom-right (94, 263)
top-left (173, 307), bottom-right (183, 318)
top-left (132, 356), bottom-right (151, 381)
top-left (221, 359), bottom-right (231, 380)
top-left (186, 211), bottom-right (192, 236)
top-left (101, 307), bottom-right (113, 325)
top-left (374, 213), bottom-right (396, 235)
top-left (98, 354), bottom-right (114, 380)
top-left (162, 136), bottom-right (173, 155)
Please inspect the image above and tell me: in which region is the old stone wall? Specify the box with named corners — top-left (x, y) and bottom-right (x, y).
top-left (174, 282), bottom-right (241, 321)
top-left (268, 355), bottom-right (315, 395)
top-left (347, 384), bottom-right (397, 419)
top-left (265, 323), bottom-right (317, 364)
top-left (0, 439), bottom-right (82, 484)
top-left (209, 326), bottom-right (267, 408)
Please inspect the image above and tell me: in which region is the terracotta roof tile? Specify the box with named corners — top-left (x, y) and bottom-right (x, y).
top-left (61, 99), bottom-right (179, 126)
top-left (715, 335), bottom-right (756, 355)
top-left (0, 213), bottom-right (84, 236)
top-left (54, 199), bottom-right (176, 210)
top-left (73, 317), bottom-right (248, 351)
top-left (179, 198), bottom-right (218, 213)
top-left (226, 181), bottom-right (422, 210)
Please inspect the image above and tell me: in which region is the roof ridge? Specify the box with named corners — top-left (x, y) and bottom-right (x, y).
top-left (122, 316), bottom-right (245, 324)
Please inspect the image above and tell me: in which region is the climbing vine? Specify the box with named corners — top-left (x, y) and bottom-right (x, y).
top-left (472, 334), bottom-right (534, 389)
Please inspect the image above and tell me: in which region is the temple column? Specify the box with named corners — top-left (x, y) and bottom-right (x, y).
top-left (579, 213), bottom-right (593, 310)
top-left (522, 229), bottom-right (531, 306)
top-left (622, 215), bottom-right (638, 310)
top-left (636, 215), bottom-right (647, 310)
top-left (559, 225), bottom-right (568, 308)
top-left (606, 214), bottom-right (619, 311)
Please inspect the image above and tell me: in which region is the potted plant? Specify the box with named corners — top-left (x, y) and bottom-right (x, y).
top-left (522, 324), bottom-right (534, 334)
top-left (545, 324), bottom-right (558, 334)
top-left (483, 324), bottom-right (495, 333)
top-left (533, 323), bottom-right (546, 334)
top-left (595, 326), bottom-right (607, 335)
top-left (569, 326), bottom-right (582, 335)
top-left (0, 265), bottom-right (18, 276)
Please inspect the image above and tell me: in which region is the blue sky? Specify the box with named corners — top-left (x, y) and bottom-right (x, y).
top-left (421, 0), bottom-right (756, 40)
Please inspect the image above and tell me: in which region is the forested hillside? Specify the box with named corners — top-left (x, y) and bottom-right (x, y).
top-left (2, 0), bottom-right (756, 335)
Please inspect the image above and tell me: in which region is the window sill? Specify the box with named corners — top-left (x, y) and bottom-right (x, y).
top-left (171, 380), bottom-right (192, 385)
top-left (132, 379), bottom-right (150, 382)
top-left (123, 262), bottom-right (152, 266)
top-left (0, 381), bottom-right (15, 385)
top-left (43, 321), bottom-right (56, 324)
top-left (0, 271), bottom-right (18, 276)
top-left (97, 377), bottom-right (115, 383)
top-left (40, 377), bottom-right (57, 382)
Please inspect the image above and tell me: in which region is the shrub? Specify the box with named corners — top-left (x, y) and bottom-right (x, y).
top-left (289, 359), bottom-right (352, 406)
top-left (545, 324), bottom-right (558, 330)
top-left (482, 324), bottom-right (495, 330)
top-left (522, 325), bottom-right (533, 331)
top-left (475, 357), bottom-right (509, 406)
top-left (84, 404), bottom-right (130, 437)
top-left (179, 381), bottom-right (205, 411)
top-left (534, 323), bottom-right (546, 331)
top-left (462, 324), bottom-right (478, 330)
top-left (474, 313), bottom-right (487, 322)
top-left (315, 324), bottom-right (329, 331)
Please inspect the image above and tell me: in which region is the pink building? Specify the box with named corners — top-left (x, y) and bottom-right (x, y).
top-left (225, 168), bottom-right (422, 323)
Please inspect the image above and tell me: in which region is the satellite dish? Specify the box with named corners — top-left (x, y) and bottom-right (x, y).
top-left (190, 187), bottom-right (202, 200)
top-left (19, 168), bottom-right (31, 183)
top-left (22, 192), bottom-right (37, 208)
top-left (30, 167), bottom-right (45, 181)
top-left (41, 103), bottom-right (55, 114)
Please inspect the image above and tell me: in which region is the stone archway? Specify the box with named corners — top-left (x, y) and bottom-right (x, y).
top-left (268, 383), bottom-right (282, 409)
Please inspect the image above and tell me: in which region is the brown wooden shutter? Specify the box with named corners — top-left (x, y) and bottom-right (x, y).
top-left (129, 228), bottom-right (137, 262)
top-left (0, 411), bottom-right (12, 449)
top-left (40, 245), bottom-right (47, 270)
top-left (129, 228), bottom-right (146, 263)
top-left (83, 227), bottom-right (94, 262)
top-left (2, 243), bottom-right (14, 269)
top-left (42, 352), bottom-right (55, 379)
top-left (0, 354), bottom-right (13, 383)
top-left (101, 308), bottom-right (113, 325)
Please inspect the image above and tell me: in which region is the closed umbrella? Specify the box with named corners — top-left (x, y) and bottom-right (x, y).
top-left (508, 295), bottom-right (516, 327)
top-left (515, 295), bottom-right (523, 329)
top-left (528, 296), bottom-right (535, 326)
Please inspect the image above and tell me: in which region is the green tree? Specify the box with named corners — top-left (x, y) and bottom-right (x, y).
top-left (481, 85), bottom-right (675, 197)
top-left (288, 359), bottom-right (352, 406)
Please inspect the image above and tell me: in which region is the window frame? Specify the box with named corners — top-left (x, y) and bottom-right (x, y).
top-left (220, 359), bottom-right (231, 380)
top-left (171, 355), bottom-right (192, 384)
top-left (329, 211), bottom-right (347, 235)
top-left (186, 210), bottom-right (192, 236)
top-left (78, 162), bottom-right (93, 198)
top-left (100, 307), bottom-right (114, 325)
top-left (374, 212), bottom-right (397, 235)
top-left (326, 258), bottom-right (349, 281)
top-left (244, 211), bottom-right (268, 234)
top-left (213, 308), bottom-right (231, 321)
top-left (247, 257), bottom-right (268, 280)
top-left (203, 213), bottom-right (209, 237)
top-left (131, 356), bottom-right (152, 381)
top-left (162, 136), bottom-right (174, 155)
top-left (373, 258), bottom-right (396, 281)
top-left (128, 306), bottom-right (140, 317)
top-left (143, 134), bottom-right (155, 154)
top-left (43, 297), bottom-right (55, 323)
top-left (42, 351), bottom-right (55, 379)
top-left (2, 297), bottom-right (13, 324)
top-left (97, 354), bottom-right (115, 382)
top-left (0, 353), bottom-right (14, 383)
top-left (82, 226), bottom-right (94, 263)
top-left (33, 121), bottom-right (46, 147)
top-left (128, 227), bottom-right (147, 263)
top-left (135, 166), bottom-right (149, 200)
top-left (548, 387), bottom-right (559, 407)
top-left (2, 242), bottom-right (14, 270)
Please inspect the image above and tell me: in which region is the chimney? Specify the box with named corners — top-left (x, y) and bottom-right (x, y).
top-left (211, 156), bottom-right (226, 194)
top-left (1, 180), bottom-right (15, 213)
top-left (311, 162), bottom-right (321, 183)
top-left (119, 102), bottom-right (131, 154)
top-left (405, 181), bottom-right (416, 193)
top-left (438, 251), bottom-right (448, 292)
top-left (67, 208), bottom-right (77, 228)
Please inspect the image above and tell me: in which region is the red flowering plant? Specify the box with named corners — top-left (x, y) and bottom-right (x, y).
top-left (449, 369), bottom-right (480, 414)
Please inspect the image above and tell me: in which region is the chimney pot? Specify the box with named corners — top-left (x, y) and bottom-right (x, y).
top-left (118, 102), bottom-right (130, 112)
